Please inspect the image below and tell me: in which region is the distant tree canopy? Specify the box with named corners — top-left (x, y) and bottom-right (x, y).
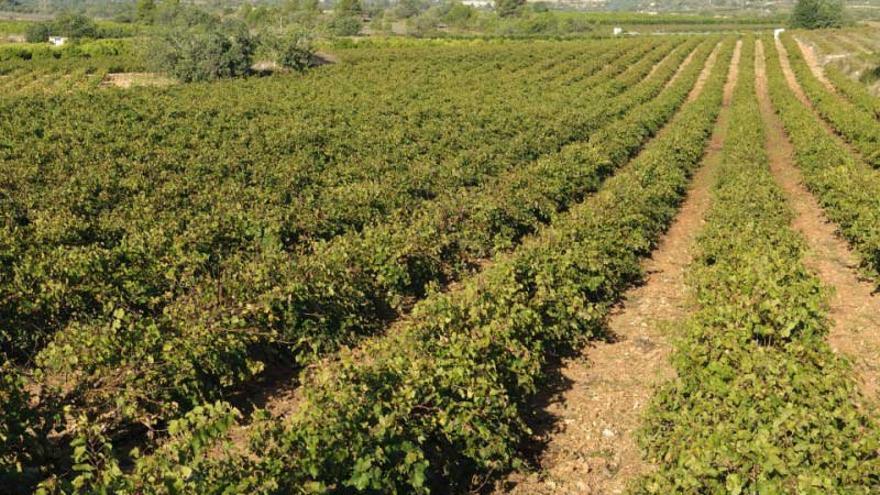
top-left (136, 0), bottom-right (156, 23)
top-left (790, 0), bottom-right (846, 29)
top-left (329, 0), bottom-right (363, 35)
top-left (148, 17), bottom-right (256, 82)
top-left (0, 0), bottom-right (22, 9)
top-left (328, 14), bottom-right (362, 35)
top-left (335, 0), bottom-right (363, 16)
top-left (24, 22), bottom-right (50, 43)
top-left (24, 13), bottom-right (99, 42)
top-left (146, 4), bottom-right (315, 82)
top-left (496, 0), bottom-right (526, 17)
top-left (391, 0), bottom-right (428, 19)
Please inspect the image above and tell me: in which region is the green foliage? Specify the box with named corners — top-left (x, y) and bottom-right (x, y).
top-left (148, 19), bottom-right (256, 82)
top-left (72, 37), bottom-right (731, 494)
top-left (0, 35), bottom-right (722, 490)
top-left (334, 0), bottom-right (363, 15)
top-left (0, 41), bottom-right (680, 477)
top-left (22, 39), bottom-right (682, 436)
top-left (0, 364), bottom-right (36, 488)
top-left (0, 39), bottom-right (142, 98)
top-left (495, 0), bottom-right (526, 18)
top-left (136, 0), bottom-right (157, 24)
top-left (391, 0), bottom-right (428, 19)
top-left (764, 36), bottom-right (880, 284)
top-left (790, 0), bottom-right (846, 29)
top-left (440, 1), bottom-right (475, 26)
top-left (779, 34), bottom-right (880, 167)
top-left (269, 31), bottom-right (314, 71)
top-left (825, 65), bottom-right (880, 119)
top-left (327, 14), bottom-right (362, 36)
top-left (635, 38), bottom-right (880, 493)
top-left (20, 14), bottom-right (135, 43)
top-left (24, 23), bottom-right (50, 43)
top-left (49, 13), bottom-right (100, 39)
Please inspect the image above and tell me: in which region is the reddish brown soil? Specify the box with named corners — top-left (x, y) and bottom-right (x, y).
top-left (756, 40), bottom-right (880, 404)
top-left (494, 41), bottom-right (742, 495)
top-left (774, 36), bottom-right (870, 162)
top-left (99, 72), bottom-right (174, 89)
top-left (661, 43), bottom-right (698, 90)
top-left (685, 42), bottom-right (720, 102)
top-left (793, 37), bottom-right (836, 93)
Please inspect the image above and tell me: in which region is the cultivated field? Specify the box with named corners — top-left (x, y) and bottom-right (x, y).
top-left (2, 27), bottom-right (880, 494)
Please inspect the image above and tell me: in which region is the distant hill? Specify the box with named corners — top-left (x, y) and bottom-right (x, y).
top-left (2, 0), bottom-right (879, 18)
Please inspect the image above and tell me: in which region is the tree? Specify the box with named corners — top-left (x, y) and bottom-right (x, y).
top-left (335, 0), bottom-right (363, 15)
top-left (441, 1), bottom-right (475, 27)
top-left (495, 0), bottom-right (525, 18)
top-left (392, 0), bottom-right (426, 19)
top-left (262, 30), bottom-right (314, 71)
top-left (24, 22), bottom-right (50, 43)
top-left (52, 13), bottom-right (100, 39)
top-left (531, 1), bottom-right (549, 12)
top-left (790, 0), bottom-right (845, 29)
top-left (328, 14), bottom-right (362, 35)
top-left (329, 0), bottom-right (362, 36)
top-left (136, 0), bottom-right (157, 24)
top-left (148, 19), bottom-right (256, 82)
top-left (277, 38), bottom-right (311, 70)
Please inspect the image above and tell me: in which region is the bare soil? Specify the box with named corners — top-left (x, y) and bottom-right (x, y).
top-left (682, 42), bottom-right (720, 101)
top-left (756, 40), bottom-right (880, 404)
top-left (494, 41), bottom-right (741, 495)
top-left (793, 37), bottom-right (836, 92)
top-left (312, 51), bottom-right (339, 65)
top-left (775, 37), bottom-right (813, 105)
top-left (99, 72), bottom-right (175, 89)
top-left (660, 43), bottom-right (699, 91)
top-left (775, 37), bottom-right (870, 161)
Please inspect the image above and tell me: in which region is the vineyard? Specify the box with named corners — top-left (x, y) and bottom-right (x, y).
top-left (2, 24), bottom-right (880, 495)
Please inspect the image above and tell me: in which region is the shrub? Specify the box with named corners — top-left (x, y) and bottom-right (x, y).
top-left (24, 23), bottom-right (49, 43)
top-left (265, 31), bottom-right (314, 71)
top-left (149, 19), bottom-right (256, 82)
top-left (52, 13), bottom-right (100, 39)
top-left (328, 15), bottom-right (362, 36)
top-left (496, 0), bottom-right (526, 18)
top-left (790, 0), bottom-right (846, 29)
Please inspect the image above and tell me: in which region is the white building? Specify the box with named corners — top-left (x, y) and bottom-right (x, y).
top-left (461, 0), bottom-right (494, 7)
top-left (48, 36), bottom-right (67, 46)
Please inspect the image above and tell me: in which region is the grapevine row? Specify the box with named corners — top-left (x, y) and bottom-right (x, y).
top-left (763, 36), bottom-right (880, 282)
top-left (636, 38), bottom-right (880, 493)
top-left (779, 34), bottom-right (880, 167)
top-left (824, 65), bottom-right (880, 120)
top-left (24, 39), bottom-right (700, 433)
top-left (67, 37), bottom-right (737, 495)
top-left (0, 39), bottom-right (653, 364)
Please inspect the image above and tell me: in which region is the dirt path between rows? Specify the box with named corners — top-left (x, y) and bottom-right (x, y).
top-left (775, 36), bottom-right (816, 106)
top-left (237, 39), bottom-right (713, 425)
top-left (793, 37), bottom-right (836, 92)
top-left (835, 33), bottom-right (874, 55)
top-left (683, 42), bottom-right (720, 102)
top-left (775, 36), bottom-right (869, 163)
top-left (661, 43), bottom-right (699, 91)
top-left (756, 40), bottom-right (880, 404)
top-left (494, 40), bottom-right (741, 495)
